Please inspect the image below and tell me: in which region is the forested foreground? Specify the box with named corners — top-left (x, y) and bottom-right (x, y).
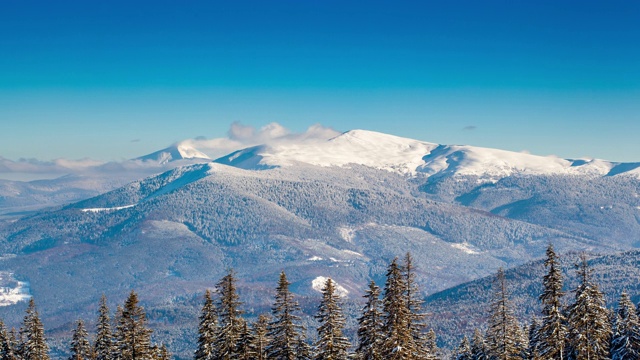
top-left (2, 247), bottom-right (640, 360)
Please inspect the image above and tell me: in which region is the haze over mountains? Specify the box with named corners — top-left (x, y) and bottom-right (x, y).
top-left (0, 129), bottom-right (639, 357)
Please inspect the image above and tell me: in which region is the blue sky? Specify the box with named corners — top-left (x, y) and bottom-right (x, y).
top-left (1, 0), bottom-right (639, 166)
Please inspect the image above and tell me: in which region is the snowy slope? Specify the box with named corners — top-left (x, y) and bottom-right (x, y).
top-left (137, 143), bottom-right (211, 164)
top-left (215, 129), bottom-right (636, 179)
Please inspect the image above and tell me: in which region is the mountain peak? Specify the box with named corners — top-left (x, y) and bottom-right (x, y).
top-left (215, 129), bottom-right (639, 179)
top-left (137, 143), bottom-right (211, 164)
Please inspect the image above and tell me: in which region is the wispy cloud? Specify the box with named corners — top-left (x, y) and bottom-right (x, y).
top-left (179, 122), bottom-right (340, 158)
top-left (0, 122), bottom-right (340, 180)
top-left (463, 125), bottom-right (477, 131)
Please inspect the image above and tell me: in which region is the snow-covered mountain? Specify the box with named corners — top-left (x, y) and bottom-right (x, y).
top-left (136, 143), bottom-right (211, 164)
top-left (216, 129), bottom-right (640, 179)
top-left (0, 128), bottom-right (639, 357)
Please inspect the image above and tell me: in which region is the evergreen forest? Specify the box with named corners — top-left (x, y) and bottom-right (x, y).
top-left (2, 247), bottom-right (640, 360)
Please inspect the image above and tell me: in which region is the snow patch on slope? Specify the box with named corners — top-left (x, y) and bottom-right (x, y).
top-left (82, 204), bottom-right (136, 213)
top-left (0, 272), bottom-right (31, 306)
top-left (311, 276), bottom-right (349, 297)
top-left (450, 242), bottom-right (480, 255)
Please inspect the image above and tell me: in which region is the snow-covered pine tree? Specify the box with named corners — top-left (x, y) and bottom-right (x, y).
top-left (470, 329), bottom-right (488, 360)
top-left (314, 278), bottom-right (350, 360)
top-left (295, 336), bottom-right (313, 360)
top-left (566, 254), bottom-right (611, 360)
top-left (527, 317), bottom-right (541, 360)
top-left (150, 344), bottom-right (171, 360)
top-left (485, 268), bottom-right (522, 360)
top-left (356, 281), bottom-right (383, 360)
top-left (19, 298), bottom-right (50, 360)
top-left (402, 253), bottom-right (434, 360)
top-left (115, 291), bottom-right (153, 360)
top-left (94, 295), bottom-right (113, 360)
top-left (424, 329), bottom-right (439, 358)
top-left (381, 257), bottom-right (414, 360)
top-left (266, 271), bottom-right (304, 360)
top-left (610, 292), bottom-right (640, 360)
top-left (536, 244), bottom-right (567, 360)
top-left (195, 290), bottom-right (217, 360)
top-left (453, 336), bottom-right (472, 360)
top-left (0, 320), bottom-right (17, 360)
top-left (214, 269), bottom-right (245, 360)
top-left (249, 314), bottom-right (270, 360)
top-left (69, 320), bottom-right (91, 360)
top-left (112, 305), bottom-right (124, 360)
top-left (237, 320), bottom-right (256, 360)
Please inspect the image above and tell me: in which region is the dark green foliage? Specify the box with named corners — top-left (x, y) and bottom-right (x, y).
top-left (0, 320), bottom-right (17, 360)
top-left (611, 293), bottom-right (640, 360)
top-left (453, 336), bottom-right (472, 360)
top-left (314, 278), bottom-right (350, 360)
top-left (69, 320), bottom-right (91, 360)
top-left (214, 269), bottom-right (244, 360)
top-left (94, 295), bottom-right (113, 360)
top-left (566, 254), bottom-right (611, 360)
top-left (403, 253), bottom-right (432, 360)
top-left (115, 291), bottom-right (153, 360)
top-left (470, 329), bottom-right (488, 360)
top-left (236, 321), bottom-right (254, 360)
top-left (267, 271), bottom-right (304, 360)
top-left (381, 258), bottom-right (413, 359)
top-left (18, 298), bottom-right (49, 360)
top-left (485, 268), bottom-right (523, 360)
top-left (536, 244), bottom-right (567, 360)
top-left (250, 314), bottom-right (270, 360)
top-left (194, 290), bottom-right (217, 360)
top-left (356, 281), bottom-right (384, 360)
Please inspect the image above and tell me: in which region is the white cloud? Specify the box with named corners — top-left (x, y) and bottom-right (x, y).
top-left (178, 122), bottom-right (340, 158)
top-left (0, 122), bottom-right (340, 180)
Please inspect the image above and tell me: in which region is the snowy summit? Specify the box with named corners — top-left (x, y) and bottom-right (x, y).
top-left (137, 143), bottom-right (211, 164)
top-left (215, 129), bottom-right (640, 179)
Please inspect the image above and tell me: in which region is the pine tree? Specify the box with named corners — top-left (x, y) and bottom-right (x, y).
top-left (527, 317), bottom-right (541, 360)
top-left (194, 290), bottom-right (217, 360)
top-left (381, 258), bottom-right (413, 359)
top-left (237, 321), bottom-right (255, 360)
top-left (536, 244), bottom-right (567, 360)
top-left (610, 292), bottom-right (640, 360)
top-left (314, 278), bottom-right (350, 360)
top-left (453, 336), bottom-right (472, 360)
top-left (566, 254), bottom-right (611, 360)
top-left (295, 336), bottom-right (313, 360)
top-left (19, 298), bottom-right (50, 360)
top-left (69, 320), bottom-right (91, 360)
top-left (402, 253), bottom-right (432, 360)
top-left (214, 269), bottom-right (244, 360)
top-left (249, 314), bottom-right (270, 360)
top-left (470, 329), bottom-right (488, 360)
top-left (266, 271), bottom-right (304, 360)
top-left (356, 281), bottom-right (384, 360)
top-left (0, 320), bottom-right (17, 360)
top-left (115, 291), bottom-right (153, 360)
top-left (485, 268), bottom-right (522, 360)
top-left (94, 295), bottom-right (113, 360)
top-left (152, 344), bottom-right (171, 360)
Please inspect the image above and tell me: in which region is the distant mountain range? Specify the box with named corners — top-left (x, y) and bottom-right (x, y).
top-left (0, 129), bottom-right (638, 358)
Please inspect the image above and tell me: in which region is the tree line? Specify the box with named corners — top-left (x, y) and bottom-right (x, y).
top-left (2, 247), bottom-right (640, 359)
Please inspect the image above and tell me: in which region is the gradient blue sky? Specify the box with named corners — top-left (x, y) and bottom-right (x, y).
top-left (1, 0), bottom-right (639, 164)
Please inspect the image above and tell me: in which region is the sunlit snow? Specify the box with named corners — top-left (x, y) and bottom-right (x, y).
top-left (0, 272), bottom-right (31, 306)
top-left (311, 276), bottom-right (349, 297)
top-left (216, 129), bottom-right (630, 179)
top-left (82, 204), bottom-right (136, 213)
top-left (451, 242), bottom-right (480, 255)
